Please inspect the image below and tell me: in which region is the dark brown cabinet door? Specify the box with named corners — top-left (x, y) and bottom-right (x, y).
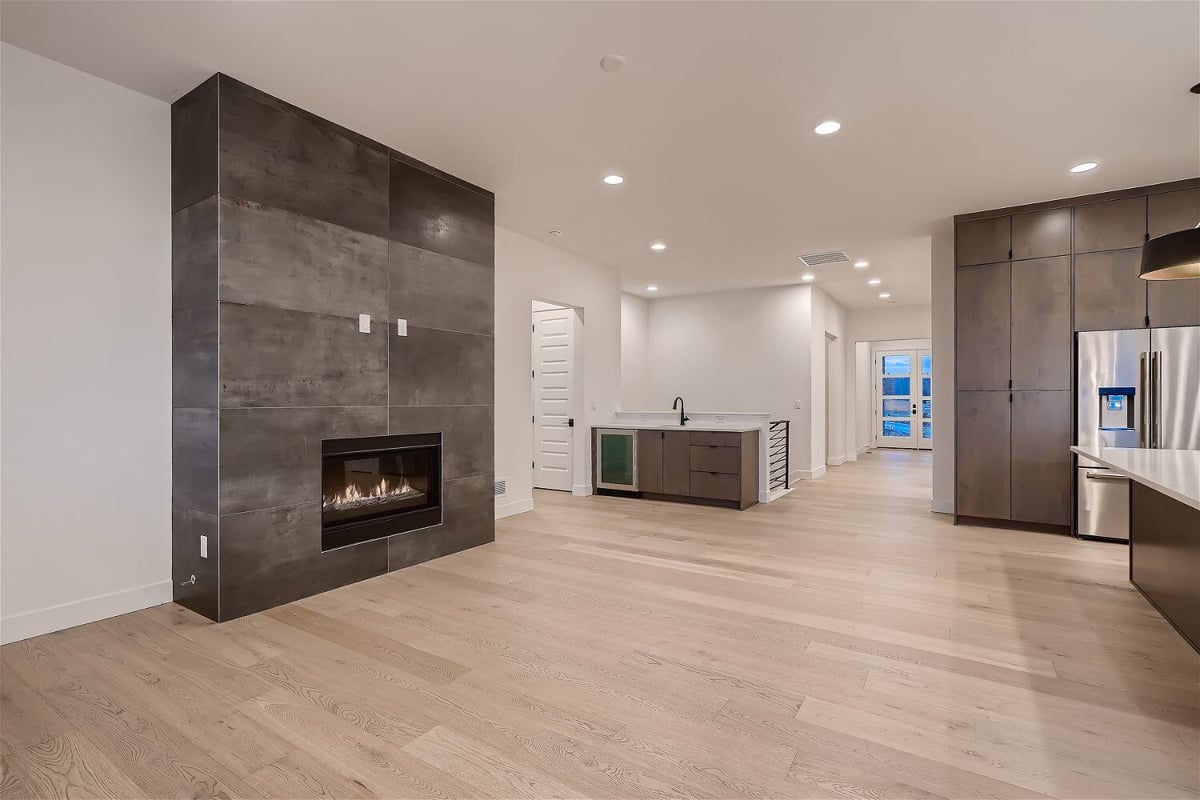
top-left (1073, 248), bottom-right (1146, 331)
top-left (1011, 208), bottom-right (1071, 260)
top-left (1074, 196), bottom-right (1147, 253)
top-left (637, 430), bottom-right (663, 494)
top-left (1148, 188), bottom-right (1200, 237)
top-left (1011, 256), bottom-right (1070, 390)
top-left (956, 261), bottom-right (1011, 390)
top-left (956, 391), bottom-right (1011, 520)
top-left (1010, 390), bottom-right (1071, 525)
top-left (662, 431), bottom-right (690, 496)
top-left (1148, 281), bottom-right (1200, 328)
top-left (956, 216), bottom-right (1010, 266)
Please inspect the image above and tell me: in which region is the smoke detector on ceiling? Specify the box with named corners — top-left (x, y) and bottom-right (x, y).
top-left (798, 250), bottom-right (850, 268)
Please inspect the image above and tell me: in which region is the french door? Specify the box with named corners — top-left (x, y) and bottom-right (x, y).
top-left (875, 349), bottom-right (932, 450)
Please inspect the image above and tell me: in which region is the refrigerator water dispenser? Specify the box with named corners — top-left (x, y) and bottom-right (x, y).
top-left (1098, 386), bottom-right (1135, 431)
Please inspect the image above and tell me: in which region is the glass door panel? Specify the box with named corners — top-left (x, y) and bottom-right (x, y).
top-left (876, 351), bottom-right (917, 448)
top-left (919, 348), bottom-right (933, 450)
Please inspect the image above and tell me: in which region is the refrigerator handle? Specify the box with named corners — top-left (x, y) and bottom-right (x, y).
top-left (1150, 351), bottom-right (1162, 449)
top-left (1138, 353), bottom-right (1148, 448)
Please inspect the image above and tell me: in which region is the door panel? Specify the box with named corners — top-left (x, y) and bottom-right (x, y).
top-left (1150, 326), bottom-right (1200, 451)
top-left (1011, 256), bottom-right (1071, 389)
top-left (956, 216), bottom-right (1010, 266)
top-left (876, 351), bottom-right (918, 448)
top-left (956, 261), bottom-right (1011, 390)
top-left (1074, 196), bottom-right (1147, 253)
top-left (1073, 248), bottom-right (1146, 331)
top-left (1148, 188), bottom-right (1200, 238)
top-left (956, 391), bottom-right (1011, 520)
top-left (1011, 390), bottom-right (1071, 525)
top-left (1011, 207), bottom-right (1071, 260)
top-left (1148, 281), bottom-right (1200, 328)
top-left (919, 349), bottom-right (933, 450)
top-left (689, 471), bottom-right (740, 502)
top-left (637, 430), bottom-right (663, 494)
top-left (662, 431), bottom-right (691, 496)
top-left (532, 308), bottom-right (575, 490)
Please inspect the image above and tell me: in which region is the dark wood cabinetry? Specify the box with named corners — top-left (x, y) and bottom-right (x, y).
top-left (627, 429), bottom-right (757, 509)
top-left (955, 261), bottom-right (1010, 390)
top-left (1011, 256), bottom-right (1070, 390)
top-left (1075, 196), bottom-right (1147, 253)
top-left (955, 216), bottom-right (1010, 266)
top-left (1011, 208), bottom-right (1071, 260)
top-left (1130, 481), bottom-right (1200, 652)
top-left (954, 178), bottom-right (1199, 530)
top-left (956, 391), bottom-right (1011, 520)
top-left (1011, 391), bottom-right (1072, 525)
top-left (1073, 248), bottom-right (1146, 331)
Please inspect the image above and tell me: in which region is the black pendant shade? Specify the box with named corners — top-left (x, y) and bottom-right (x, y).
top-left (1139, 226), bottom-right (1200, 280)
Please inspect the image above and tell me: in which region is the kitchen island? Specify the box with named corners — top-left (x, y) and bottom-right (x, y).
top-left (594, 412), bottom-right (785, 510)
top-left (1072, 446), bottom-right (1200, 652)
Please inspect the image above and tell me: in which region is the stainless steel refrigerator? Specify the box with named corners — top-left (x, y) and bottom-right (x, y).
top-left (1076, 325), bottom-right (1200, 540)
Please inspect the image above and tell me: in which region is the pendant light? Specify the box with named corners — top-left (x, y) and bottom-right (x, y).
top-left (1139, 83), bottom-right (1200, 280)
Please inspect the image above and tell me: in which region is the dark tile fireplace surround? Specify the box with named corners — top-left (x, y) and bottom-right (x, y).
top-left (172, 74), bottom-right (495, 622)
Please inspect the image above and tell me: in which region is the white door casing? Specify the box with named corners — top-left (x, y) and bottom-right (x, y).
top-left (532, 307), bottom-right (577, 490)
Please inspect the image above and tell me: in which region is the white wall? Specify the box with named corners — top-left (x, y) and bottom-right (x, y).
top-left (638, 284), bottom-right (850, 481)
top-left (810, 288), bottom-right (847, 470)
top-left (495, 227), bottom-right (623, 516)
top-left (1, 44), bottom-right (172, 644)
top-left (620, 293), bottom-right (650, 411)
top-left (929, 221), bottom-right (955, 513)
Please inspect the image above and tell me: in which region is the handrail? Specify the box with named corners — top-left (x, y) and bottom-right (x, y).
top-left (768, 420), bottom-right (790, 491)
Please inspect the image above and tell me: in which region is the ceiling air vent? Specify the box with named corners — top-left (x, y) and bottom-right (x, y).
top-left (798, 250), bottom-right (850, 268)
top-left (493, 478), bottom-right (507, 497)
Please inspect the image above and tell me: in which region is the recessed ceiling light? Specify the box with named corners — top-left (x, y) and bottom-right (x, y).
top-left (814, 121), bottom-right (842, 135)
top-left (548, 230), bottom-right (562, 237)
top-left (650, 242), bottom-right (667, 251)
top-left (646, 284), bottom-right (658, 292)
top-left (868, 278), bottom-right (881, 285)
top-left (854, 260), bottom-right (869, 268)
top-left (801, 273), bottom-right (815, 282)
top-left (879, 292), bottom-right (891, 299)
top-left (603, 174), bottom-right (624, 185)
top-left (600, 54), bottom-right (627, 73)
top-left (1070, 162), bottom-right (1098, 173)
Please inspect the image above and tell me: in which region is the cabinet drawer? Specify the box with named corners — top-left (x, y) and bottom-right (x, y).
top-left (690, 445), bottom-right (740, 474)
top-left (689, 471), bottom-right (740, 501)
top-left (689, 430), bottom-right (741, 447)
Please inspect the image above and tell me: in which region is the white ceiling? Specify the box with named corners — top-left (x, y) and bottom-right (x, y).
top-left (3, 1), bottom-right (1197, 308)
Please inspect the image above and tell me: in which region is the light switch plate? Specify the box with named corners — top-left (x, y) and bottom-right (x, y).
top-left (396, 318), bottom-right (408, 336)
top-left (200, 534), bottom-right (208, 559)
top-left (794, 401), bottom-right (802, 409)
top-left (590, 402), bottom-right (597, 411)
top-left (358, 313), bottom-right (371, 333)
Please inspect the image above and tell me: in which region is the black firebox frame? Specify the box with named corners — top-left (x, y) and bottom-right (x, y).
top-left (320, 432), bottom-right (442, 551)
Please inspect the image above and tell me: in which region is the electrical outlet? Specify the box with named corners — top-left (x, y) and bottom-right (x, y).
top-left (714, 415), bottom-right (725, 423)
top-left (590, 402), bottom-right (597, 411)
top-left (200, 534), bottom-right (208, 559)
top-left (794, 401), bottom-right (802, 409)
top-left (396, 318), bottom-right (408, 336)
top-left (640, 414), bottom-right (650, 423)
top-left (358, 313), bottom-right (371, 333)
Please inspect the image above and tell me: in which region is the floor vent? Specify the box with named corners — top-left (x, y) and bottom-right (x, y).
top-left (798, 250), bottom-right (850, 267)
top-left (493, 478), bottom-right (507, 497)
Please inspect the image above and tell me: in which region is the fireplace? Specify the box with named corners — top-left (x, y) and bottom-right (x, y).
top-left (321, 433), bottom-right (442, 550)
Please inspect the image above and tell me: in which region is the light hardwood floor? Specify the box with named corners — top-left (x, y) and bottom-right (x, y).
top-left (2, 450), bottom-right (1197, 799)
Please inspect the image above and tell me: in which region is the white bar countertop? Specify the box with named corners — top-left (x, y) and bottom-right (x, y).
top-left (593, 422), bottom-right (763, 433)
top-left (1071, 446), bottom-right (1200, 512)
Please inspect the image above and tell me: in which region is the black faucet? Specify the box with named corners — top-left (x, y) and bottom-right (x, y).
top-left (672, 396), bottom-right (689, 426)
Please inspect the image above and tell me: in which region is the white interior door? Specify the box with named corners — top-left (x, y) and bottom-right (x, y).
top-left (875, 350), bottom-right (919, 449)
top-left (918, 349), bottom-right (933, 450)
top-left (532, 307), bottom-right (576, 490)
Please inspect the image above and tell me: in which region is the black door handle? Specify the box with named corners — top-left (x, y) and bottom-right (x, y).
top-left (567, 418), bottom-right (575, 428)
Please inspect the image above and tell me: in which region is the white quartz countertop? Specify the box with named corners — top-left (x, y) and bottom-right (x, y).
top-left (1072, 446), bottom-right (1200, 511)
top-left (593, 423), bottom-right (763, 433)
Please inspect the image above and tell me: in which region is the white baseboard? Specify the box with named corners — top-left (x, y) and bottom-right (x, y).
top-left (826, 455), bottom-right (847, 467)
top-left (760, 486), bottom-right (794, 503)
top-left (571, 484), bottom-right (593, 497)
top-left (931, 498), bottom-right (954, 515)
top-left (857, 444), bottom-right (870, 455)
top-left (792, 465), bottom-right (827, 481)
top-left (495, 496), bottom-right (534, 519)
top-left (0, 580), bottom-right (173, 645)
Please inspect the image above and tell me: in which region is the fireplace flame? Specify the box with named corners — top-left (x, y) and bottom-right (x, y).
top-left (323, 477), bottom-right (419, 511)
